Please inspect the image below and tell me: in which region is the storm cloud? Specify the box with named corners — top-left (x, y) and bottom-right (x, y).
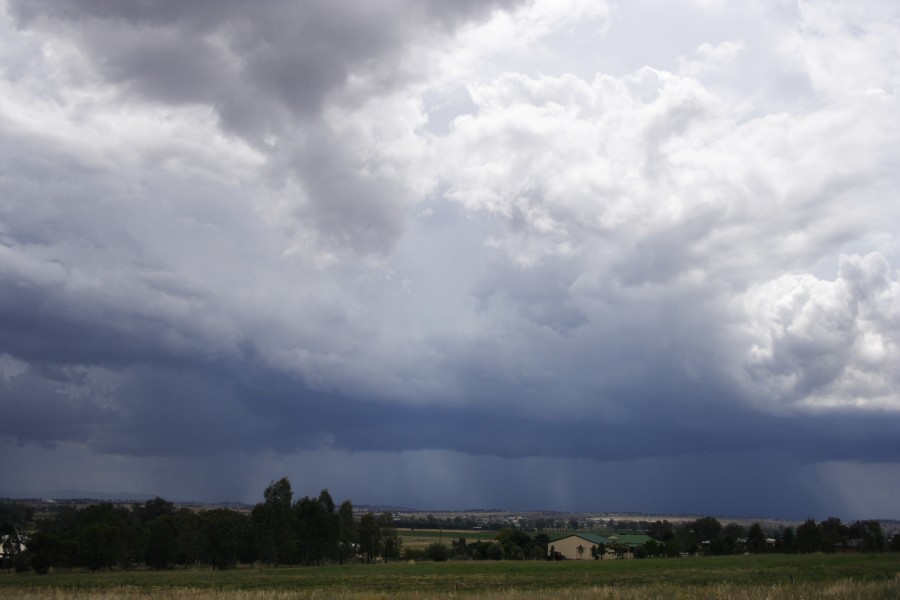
top-left (1, 0), bottom-right (899, 519)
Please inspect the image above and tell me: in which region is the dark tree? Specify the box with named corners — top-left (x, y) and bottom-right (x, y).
top-left (676, 516), bottom-right (722, 554)
top-left (172, 509), bottom-right (203, 568)
top-left (746, 522), bottom-right (768, 554)
top-left (337, 500), bottom-right (356, 564)
top-left (644, 539), bottom-right (665, 558)
top-left (79, 523), bottom-right (120, 572)
top-left (496, 528), bottom-right (532, 560)
top-left (201, 509), bottom-right (248, 569)
top-left (294, 489), bottom-right (342, 565)
top-left (318, 489), bottom-right (339, 561)
top-left (781, 526), bottom-right (797, 554)
top-left (25, 532), bottom-right (61, 575)
top-left (486, 542), bottom-right (504, 560)
top-left (850, 520), bottom-right (885, 552)
top-left (820, 517), bottom-right (848, 553)
top-left (357, 512), bottom-right (381, 564)
top-left (135, 497), bottom-right (175, 525)
top-left (424, 542), bottom-right (450, 561)
top-left (647, 520), bottom-right (674, 542)
top-left (378, 512), bottom-right (401, 562)
top-left (144, 515), bottom-right (177, 569)
top-left (452, 537), bottom-right (469, 559)
top-left (796, 519), bottom-right (823, 554)
top-left (692, 516), bottom-right (724, 544)
top-left (252, 477), bottom-right (296, 565)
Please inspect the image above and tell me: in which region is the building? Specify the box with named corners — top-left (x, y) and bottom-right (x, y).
top-left (549, 533), bottom-right (661, 560)
top-left (606, 534), bottom-right (658, 558)
top-left (548, 533), bottom-right (610, 560)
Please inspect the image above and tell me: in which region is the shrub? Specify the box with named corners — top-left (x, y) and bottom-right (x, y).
top-left (424, 543), bottom-right (450, 562)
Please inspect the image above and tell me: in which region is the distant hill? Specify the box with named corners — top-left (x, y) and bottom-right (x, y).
top-left (0, 489), bottom-right (158, 502)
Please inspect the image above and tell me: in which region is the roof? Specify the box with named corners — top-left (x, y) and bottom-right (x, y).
top-left (550, 533), bottom-right (610, 546)
top-left (607, 534), bottom-right (659, 547)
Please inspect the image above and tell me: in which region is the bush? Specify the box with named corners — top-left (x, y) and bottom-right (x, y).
top-left (424, 543), bottom-right (450, 562)
top-left (402, 548), bottom-right (424, 561)
top-left (486, 543), bottom-right (504, 561)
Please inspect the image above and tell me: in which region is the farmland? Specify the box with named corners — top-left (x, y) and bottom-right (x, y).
top-left (397, 528), bottom-right (497, 550)
top-left (2, 553), bottom-right (898, 599)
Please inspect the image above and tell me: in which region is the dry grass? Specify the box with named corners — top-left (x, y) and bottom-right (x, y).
top-left (4, 578), bottom-right (899, 600)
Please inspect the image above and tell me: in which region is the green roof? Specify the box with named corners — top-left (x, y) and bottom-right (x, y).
top-left (607, 534), bottom-right (659, 547)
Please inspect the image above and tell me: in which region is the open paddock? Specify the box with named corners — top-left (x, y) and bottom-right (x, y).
top-left (397, 528), bottom-right (498, 549)
top-left (1, 553), bottom-right (898, 599)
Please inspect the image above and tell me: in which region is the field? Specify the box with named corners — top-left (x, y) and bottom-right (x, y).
top-left (397, 528), bottom-right (497, 550)
top-left (2, 554), bottom-right (899, 599)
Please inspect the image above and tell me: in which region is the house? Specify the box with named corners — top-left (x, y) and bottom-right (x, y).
top-left (1, 534), bottom-right (27, 560)
top-left (548, 533), bottom-right (610, 560)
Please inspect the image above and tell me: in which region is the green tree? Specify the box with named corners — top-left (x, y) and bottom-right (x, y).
top-left (486, 542), bottom-right (504, 560)
top-left (295, 495), bottom-right (325, 565)
top-left (796, 519), bottom-right (823, 554)
top-left (337, 500), bottom-right (356, 564)
top-left (693, 517), bottom-right (723, 546)
top-left (357, 513), bottom-right (381, 564)
top-left (378, 512), bottom-right (401, 562)
top-left (79, 523), bottom-right (120, 572)
top-left (714, 523), bottom-right (746, 555)
top-left (200, 509), bottom-right (248, 569)
top-left (643, 540), bottom-right (660, 557)
top-left (820, 517), bottom-right (848, 553)
top-left (252, 477), bottom-right (296, 565)
top-left (172, 509), bottom-right (202, 568)
top-left (496, 528), bottom-right (532, 560)
top-left (424, 542), bottom-right (450, 561)
top-left (25, 532), bottom-right (61, 575)
top-left (135, 497), bottom-right (175, 525)
top-left (746, 522), bottom-right (768, 554)
top-left (851, 520), bottom-right (885, 552)
top-left (676, 516), bottom-right (722, 554)
top-left (780, 527), bottom-right (797, 554)
top-left (647, 520), bottom-right (674, 542)
top-left (144, 515), bottom-right (177, 569)
top-left (452, 537), bottom-right (469, 559)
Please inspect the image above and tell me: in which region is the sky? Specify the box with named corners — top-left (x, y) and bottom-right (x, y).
top-left (1, 0), bottom-right (899, 521)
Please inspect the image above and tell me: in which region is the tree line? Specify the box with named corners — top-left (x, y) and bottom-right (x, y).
top-left (1, 477), bottom-right (400, 574)
top-left (4, 488), bottom-right (899, 573)
top-left (406, 529), bottom-right (552, 562)
top-left (641, 516), bottom-right (897, 557)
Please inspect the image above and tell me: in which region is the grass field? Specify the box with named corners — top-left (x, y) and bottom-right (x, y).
top-left (1, 554), bottom-right (898, 598)
top-left (397, 528), bottom-right (497, 549)
top-left (2, 580), bottom-right (900, 600)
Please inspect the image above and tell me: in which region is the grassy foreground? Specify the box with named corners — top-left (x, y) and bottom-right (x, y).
top-left (2, 554), bottom-right (898, 599)
top-left (3, 580), bottom-right (900, 600)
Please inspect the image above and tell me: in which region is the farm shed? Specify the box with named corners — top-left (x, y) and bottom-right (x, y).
top-left (548, 533), bottom-right (610, 560)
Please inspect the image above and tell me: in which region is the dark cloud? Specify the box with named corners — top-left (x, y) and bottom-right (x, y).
top-left (7, 0), bottom-right (524, 256)
top-left (1, 0), bottom-right (899, 519)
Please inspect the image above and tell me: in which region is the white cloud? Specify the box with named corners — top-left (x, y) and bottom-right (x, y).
top-left (789, 0), bottom-right (900, 99)
top-left (743, 253), bottom-right (900, 410)
top-left (679, 40), bottom-right (745, 79)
